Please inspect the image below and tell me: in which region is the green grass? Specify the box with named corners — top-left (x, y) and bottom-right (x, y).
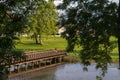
top-left (110, 36), bottom-right (119, 59)
top-left (15, 36), bottom-right (119, 60)
top-left (15, 36), bottom-right (119, 54)
top-left (15, 36), bottom-right (67, 51)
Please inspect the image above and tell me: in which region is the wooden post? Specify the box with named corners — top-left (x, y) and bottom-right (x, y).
top-left (44, 60), bottom-right (46, 66)
top-left (55, 57), bottom-right (58, 63)
top-left (54, 58), bottom-right (56, 63)
top-left (25, 63), bottom-right (28, 71)
top-left (57, 57), bottom-right (59, 63)
top-left (34, 62), bottom-right (35, 68)
top-left (62, 56), bottom-right (64, 62)
top-left (16, 65), bottom-right (20, 73)
top-left (34, 61), bottom-right (38, 68)
top-left (49, 59), bottom-right (51, 65)
top-left (38, 61), bottom-right (41, 67)
top-left (32, 62), bottom-right (34, 69)
top-left (8, 65), bottom-right (11, 74)
top-left (12, 56), bottom-right (14, 64)
top-left (59, 57), bottom-right (62, 63)
top-left (50, 59), bottom-right (52, 64)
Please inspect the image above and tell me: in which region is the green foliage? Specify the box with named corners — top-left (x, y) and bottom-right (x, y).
top-left (0, 37), bottom-right (13, 49)
top-left (0, 0), bottom-right (37, 79)
top-left (64, 52), bottom-right (81, 62)
top-left (0, 0), bottom-right (37, 36)
top-left (28, 0), bottom-right (58, 44)
top-left (57, 0), bottom-right (118, 79)
top-left (0, 37), bottom-right (25, 80)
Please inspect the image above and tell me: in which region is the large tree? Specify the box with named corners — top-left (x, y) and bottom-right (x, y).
top-left (28, 0), bottom-right (58, 44)
top-left (0, 0), bottom-right (37, 79)
top-left (118, 0), bottom-right (120, 69)
top-left (58, 0), bottom-right (118, 79)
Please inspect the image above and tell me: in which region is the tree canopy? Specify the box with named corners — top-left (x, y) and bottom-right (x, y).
top-left (28, 0), bottom-right (58, 44)
top-left (0, 0), bottom-right (58, 78)
top-left (57, 0), bottom-right (118, 79)
top-left (1, 0), bottom-right (40, 34)
top-left (0, 0), bottom-right (38, 79)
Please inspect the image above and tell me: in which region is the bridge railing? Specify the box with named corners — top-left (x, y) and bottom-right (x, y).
top-left (25, 50), bottom-right (66, 61)
top-left (0, 50), bottom-right (66, 66)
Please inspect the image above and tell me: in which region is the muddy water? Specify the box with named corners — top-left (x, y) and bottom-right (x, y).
top-left (10, 63), bottom-right (120, 80)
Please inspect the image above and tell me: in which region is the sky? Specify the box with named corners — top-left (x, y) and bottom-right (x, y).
top-left (54, 0), bottom-right (119, 6)
top-left (54, 0), bottom-right (63, 6)
top-left (112, 0), bottom-right (119, 2)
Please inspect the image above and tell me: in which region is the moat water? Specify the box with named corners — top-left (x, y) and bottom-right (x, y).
top-left (9, 63), bottom-right (120, 80)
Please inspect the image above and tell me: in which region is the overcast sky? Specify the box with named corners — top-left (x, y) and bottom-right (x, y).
top-left (112, 0), bottom-right (119, 2)
top-left (54, 0), bottom-right (63, 6)
top-left (54, 0), bottom-right (119, 6)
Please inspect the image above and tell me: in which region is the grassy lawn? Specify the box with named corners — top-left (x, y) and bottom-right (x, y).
top-left (15, 36), bottom-right (67, 51)
top-left (110, 36), bottom-right (119, 59)
top-left (15, 36), bottom-right (119, 60)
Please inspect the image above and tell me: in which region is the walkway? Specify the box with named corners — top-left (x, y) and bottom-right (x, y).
top-left (6, 50), bottom-right (66, 78)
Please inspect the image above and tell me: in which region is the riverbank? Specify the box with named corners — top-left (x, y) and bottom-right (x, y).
top-left (15, 36), bottom-right (119, 63)
top-left (64, 52), bottom-right (119, 63)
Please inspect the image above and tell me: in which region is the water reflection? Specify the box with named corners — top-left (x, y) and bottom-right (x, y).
top-left (10, 63), bottom-right (120, 80)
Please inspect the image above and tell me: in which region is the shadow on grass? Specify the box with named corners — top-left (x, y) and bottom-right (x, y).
top-left (18, 42), bottom-right (43, 46)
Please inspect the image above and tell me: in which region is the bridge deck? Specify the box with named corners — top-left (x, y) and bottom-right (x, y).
top-left (6, 50), bottom-right (66, 78)
top-left (25, 50), bottom-right (66, 61)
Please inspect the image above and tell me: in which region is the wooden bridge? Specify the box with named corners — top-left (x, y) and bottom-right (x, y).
top-left (6, 50), bottom-right (66, 78)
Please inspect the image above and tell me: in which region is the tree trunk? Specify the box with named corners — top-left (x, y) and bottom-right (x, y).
top-left (40, 39), bottom-right (43, 45)
top-left (34, 34), bottom-right (38, 44)
top-left (118, 37), bottom-right (120, 69)
top-left (39, 35), bottom-right (43, 45)
top-left (118, 0), bottom-right (120, 69)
